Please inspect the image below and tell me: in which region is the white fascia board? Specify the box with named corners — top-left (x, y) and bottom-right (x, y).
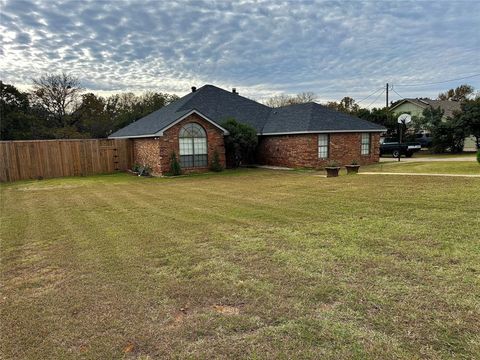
top-left (259, 129), bottom-right (387, 136)
top-left (390, 99), bottom-right (427, 111)
top-left (156, 110), bottom-right (230, 136)
top-left (108, 133), bottom-right (160, 139)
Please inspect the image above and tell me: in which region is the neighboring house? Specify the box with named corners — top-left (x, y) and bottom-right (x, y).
top-left (390, 98), bottom-right (476, 151)
top-left (390, 98), bottom-right (461, 120)
top-left (109, 85), bottom-right (386, 175)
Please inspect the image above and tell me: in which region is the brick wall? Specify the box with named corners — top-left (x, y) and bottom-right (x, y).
top-left (257, 132), bottom-right (380, 168)
top-left (160, 113), bottom-right (226, 174)
top-left (132, 113), bottom-right (226, 176)
top-left (133, 138), bottom-right (162, 175)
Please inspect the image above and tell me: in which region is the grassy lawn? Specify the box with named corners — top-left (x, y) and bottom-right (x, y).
top-left (1, 170), bottom-right (479, 359)
top-left (365, 161), bottom-right (480, 175)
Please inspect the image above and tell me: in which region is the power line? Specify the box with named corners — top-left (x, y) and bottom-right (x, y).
top-left (394, 73), bottom-right (480, 87)
top-left (356, 87), bottom-right (384, 104)
top-left (365, 89), bottom-right (385, 108)
top-left (391, 88), bottom-right (406, 101)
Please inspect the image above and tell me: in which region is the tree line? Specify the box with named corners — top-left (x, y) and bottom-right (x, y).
top-left (1, 73), bottom-right (179, 140)
top-left (1, 73), bottom-right (479, 152)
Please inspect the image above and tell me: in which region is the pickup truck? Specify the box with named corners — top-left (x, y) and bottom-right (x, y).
top-left (380, 138), bottom-right (422, 158)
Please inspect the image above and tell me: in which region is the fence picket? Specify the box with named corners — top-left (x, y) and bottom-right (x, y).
top-left (0, 139), bottom-right (133, 182)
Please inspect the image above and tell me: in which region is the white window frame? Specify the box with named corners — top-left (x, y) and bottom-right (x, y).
top-left (318, 134), bottom-right (329, 159)
top-left (179, 123), bottom-right (208, 168)
top-left (361, 133), bottom-right (370, 155)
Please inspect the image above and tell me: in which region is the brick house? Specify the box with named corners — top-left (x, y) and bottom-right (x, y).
top-left (109, 85), bottom-right (385, 175)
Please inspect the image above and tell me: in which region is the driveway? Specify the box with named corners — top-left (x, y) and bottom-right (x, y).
top-left (380, 156), bottom-right (476, 162)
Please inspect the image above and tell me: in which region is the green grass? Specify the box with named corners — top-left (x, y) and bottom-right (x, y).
top-left (1, 170), bottom-right (479, 359)
top-left (365, 161), bottom-right (480, 175)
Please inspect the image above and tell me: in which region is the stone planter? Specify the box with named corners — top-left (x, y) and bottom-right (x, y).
top-left (345, 164), bottom-right (360, 174)
top-left (325, 167), bottom-right (340, 177)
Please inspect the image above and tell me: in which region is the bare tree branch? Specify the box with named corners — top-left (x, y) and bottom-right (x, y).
top-left (31, 72), bottom-right (83, 127)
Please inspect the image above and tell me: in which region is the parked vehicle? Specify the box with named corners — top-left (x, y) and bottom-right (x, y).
top-left (380, 138), bottom-right (422, 158)
top-left (415, 132), bottom-right (433, 148)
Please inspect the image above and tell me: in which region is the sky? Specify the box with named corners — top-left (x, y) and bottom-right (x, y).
top-left (1, 0), bottom-right (479, 107)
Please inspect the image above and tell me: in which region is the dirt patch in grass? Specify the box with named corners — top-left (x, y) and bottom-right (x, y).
top-left (212, 304), bottom-right (241, 315)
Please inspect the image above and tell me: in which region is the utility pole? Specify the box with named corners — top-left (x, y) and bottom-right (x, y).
top-left (386, 83), bottom-right (389, 109)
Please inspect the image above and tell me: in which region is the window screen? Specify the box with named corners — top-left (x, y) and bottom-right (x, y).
top-left (318, 134), bottom-right (329, 159)
top-left (179, 123), bottom-right (208, 168)
top-left (361, 133), bottom-right (370, 155)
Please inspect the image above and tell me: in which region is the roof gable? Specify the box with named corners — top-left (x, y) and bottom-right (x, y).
top-left (156, 110), bottom-right (229, 136)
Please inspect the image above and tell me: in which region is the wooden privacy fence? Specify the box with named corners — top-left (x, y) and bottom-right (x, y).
top-left (0, 139), bottom-right (133, 182)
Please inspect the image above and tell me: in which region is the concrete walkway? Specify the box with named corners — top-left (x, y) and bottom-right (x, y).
top-left (255, 165), bottom-right (293, 171)
top-left (380, 156), bottom-right (476, 162)
top-left (361, 172), bottom-right (480, 178)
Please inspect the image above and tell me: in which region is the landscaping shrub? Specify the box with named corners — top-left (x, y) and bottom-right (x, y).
top-left (326, 160), bottom-right (340, 168)
top-left (477, 149), bottom-right (480, 164)
top-left (137, 165), bottom-right (152, 176)
top-left (132, 163), bottom-right (151, 176)
top-left (221, 118), bottom-right (258, 168)
top-left (210, 150), bottom-right (223, 172)
top-left (168, 151), bottom-right (182, 176)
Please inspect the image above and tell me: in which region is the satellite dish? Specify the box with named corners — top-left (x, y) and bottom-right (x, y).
top-left (398, 114), bottom-right (412, 124)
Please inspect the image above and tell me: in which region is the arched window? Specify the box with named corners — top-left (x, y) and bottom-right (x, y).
top-left (179, 123), bottom-right (208, 167)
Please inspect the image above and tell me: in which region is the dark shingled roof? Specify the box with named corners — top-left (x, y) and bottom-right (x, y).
top-left (109, 85), bottom-right (385, 138)
top-left (263, 102), bottom-right (385, 134)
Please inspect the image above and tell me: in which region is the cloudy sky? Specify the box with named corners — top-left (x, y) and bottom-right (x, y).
top-left (1, 0), bottom-right (479, 106)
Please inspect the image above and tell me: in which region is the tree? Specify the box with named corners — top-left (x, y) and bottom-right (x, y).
top-left (326, 96), bottom-right (359, 114)
top-left (221, 118), bottom-right (258, 167)
top-left (264, 92), bottom-right (317, 107)
top-left (438, 84), bottom-right (474, 102)
top-left (209, 150), bottom-right (223, 172)
top-left (357, 107), bottom-right (397, 135)
top-left (105, 91), bottom-right (179, 130)
top-left (420, 106), bottom-right (465, 153)
top-left (0, 81), bottom-right (39, 140)
top-left (168, 151), bottom-right (182, 176)
top-left (455, 98), bottom-right (480, 149)
top-left (294, 92), bottom-right (317, 104)
top-left (31, 72), bottom-right (83, 129)
top-left (73, 93), bottom-right (114, 138)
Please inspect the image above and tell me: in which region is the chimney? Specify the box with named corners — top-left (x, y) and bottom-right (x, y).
top-left (232, 88), bottom-right (238, 94)
top-left (191, 86), bottom-right (197, 92)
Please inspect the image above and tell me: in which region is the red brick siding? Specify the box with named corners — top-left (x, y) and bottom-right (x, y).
top-left (257, 132), bottom-right (380, 168)
top-left (133, 138), bottom-right (162, 175)
top-left (160, 114), bottom-right (226, 174)
top-left (132, 114), bottom-right (226, 176)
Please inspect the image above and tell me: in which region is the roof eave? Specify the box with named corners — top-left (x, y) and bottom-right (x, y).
top-left (259, 129), bottom-right (387, 136)
top-left (389, 99), bottom-right (428, 111)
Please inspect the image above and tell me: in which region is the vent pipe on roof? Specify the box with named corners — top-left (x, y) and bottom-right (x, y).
top-left (191, 86), bottom-right (197, 92)
top-left (232, 88), bottom-right (238, 94)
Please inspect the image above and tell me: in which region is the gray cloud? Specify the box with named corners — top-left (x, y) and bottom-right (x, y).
top-left (1, 0), bottom-right (479, 105)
